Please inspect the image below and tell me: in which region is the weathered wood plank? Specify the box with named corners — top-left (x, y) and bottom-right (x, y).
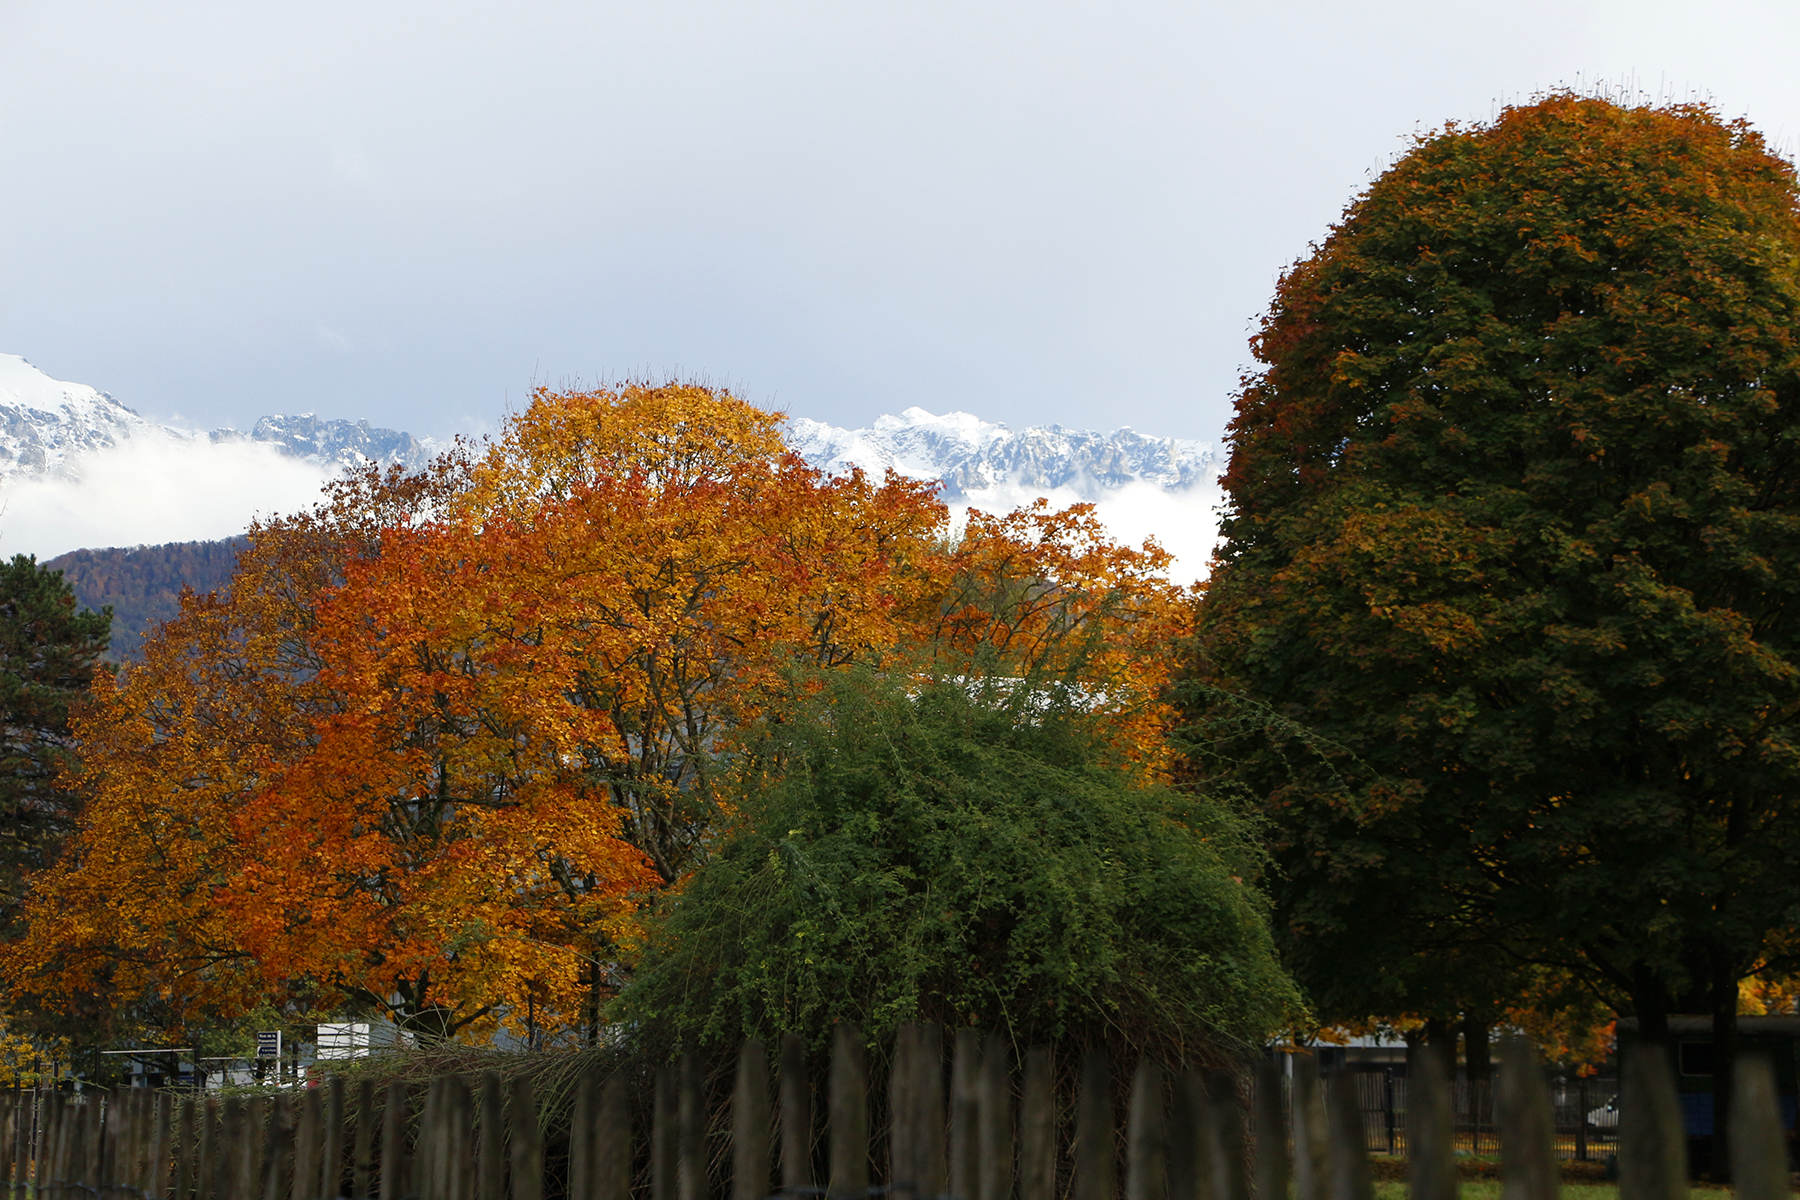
top-left (1126, 1062), bottom-right (1166, 1200)
top-left (1073, 1052), bottom-right (1112, 1200)
top-left (379, 1083), bottom-right (410, 1200)
top-left (1405, 1046), bottom-right (1454, 1200)
top-left (734, 1040), bottom-right (772, 1200)
top-left (950, 1032), bottom-right (979, 1200)
top-left (1731, 1055), bottom-right (1786, 1200)
top-left (1289, 1059), bottom-right (1326, 1200)
top-left (1018, 1048), bottom-right (1053, 1200)
top-left (978, 1036), bottom-right (1013, 1200)
top-left (678, 1055), bottom-right (705, 1200)
top-left (321, 1078), bottom-right (345, 1200)
top-left (829, 1024), bottom-right (869, 1200)
top-left (1251, 1063), bottom-right (1288, 1200)
top-left (1618, 1044), bottom-right (1685, 1200)
top-left (780, 1036), bottom-right (812, 1194)
top-left (295, 1089), bottom-right (322, 1200)
top-left (653, 1068), bottom-right (677, 1200)
top-left (1324, 1074), bottom-right (1370, 1200)
top-left (476, 1073), bottom-right (505, 1200)
top-left (1497, 1038), bottom-right (1556, 1200)
top-left (596, 1075), bottom-right (630, 1200)
top-left (509, 1077), bottom-right (542, 1200)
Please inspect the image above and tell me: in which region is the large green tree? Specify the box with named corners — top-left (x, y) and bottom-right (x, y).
top-left (1190, 95), bottom-right (1800, 1163)
top-left (615, 668), bottom-right (1300, 1064)
top-left (0, 555), bottom-right (111, 919)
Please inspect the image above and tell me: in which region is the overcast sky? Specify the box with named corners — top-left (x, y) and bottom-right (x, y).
top-left (3, 1), bottom-right (1798, 446)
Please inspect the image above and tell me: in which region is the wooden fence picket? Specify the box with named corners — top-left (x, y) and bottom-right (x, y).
top-left (651, 1068), bottom-right (675, 1200)
top-left (1496, 1038), bottom-right (1555, 1200)
top-left (1730, 1055), bottom-right (1785, 1200)
top-left (1165, 1073), bottom-right (1202, 1200)
top-left (1205, 1075), bottom-right (1247, 1200)
top-left (827, 1025), bottom-right (867, 1200)
top-left (19, 1020), bottom-right (1800, 1200)
top-left (977, 1036), bottom-right (1011, 1200)
top-left (350, 1082), bottom-right (373, 1200)
top-left (1325, 1072), bottom-right (1370, 1200)
top-left (1251, 1062), bottom-right (1287, 1200)
top-left (733, 1042), bottom-right (770, 1200)
top-left (507, 1077), bottom-right (540, 1200)
top-left (1618, 1044), bottom-right (1685, 1200)
top-left (886, 1026), bottom-right (916, 1200)
top-left (1404, 1046), bottom-right (1453, 1200)
top-left (595, 1075), bottom-right (629, 1200)
top-left (1016, 1049), bottom-right (1051, 1200)
top-left (948, 1032), bottom-right (978, 1200)
top-left (477, 1072), bottom-right (506, 1200)
top-left (1073, 1052), bottom-right (1111, 1200)
top-left (320, 1078), bottom-right (343, 1200)
top-left (295, 1088), bottom-right (320, 1200)
top-left (677, 1057), bottom-right (704, 1200)
top-left (1124, 1062), bottom-right (1165, 1200)
top-left (778, 1037), bottom-right (810, 1196)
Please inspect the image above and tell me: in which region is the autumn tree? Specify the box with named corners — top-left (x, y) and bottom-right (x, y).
top-left (6, 382), bottom-right (1192, 1049)
top-left (1190, 95), bottom-right (1800, 1158)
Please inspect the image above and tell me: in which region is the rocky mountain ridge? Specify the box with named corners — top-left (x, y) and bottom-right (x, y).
top-left (788, 407), bottom-right (1220, 503)
top-left (0, 354), bottom-right (441, 480)
top-left (1, 354), bottom-right (1222, 505)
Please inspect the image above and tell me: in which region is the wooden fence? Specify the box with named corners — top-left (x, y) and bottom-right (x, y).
top-left (0, 1026), bottom-right (1784, 1200)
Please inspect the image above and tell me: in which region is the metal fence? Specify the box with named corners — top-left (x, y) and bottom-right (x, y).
top-left (1341, 1071), bottom-right (1620, 1160)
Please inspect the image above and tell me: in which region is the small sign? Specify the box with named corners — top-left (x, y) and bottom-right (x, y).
top-left (255, 1030), bottom-right (282, 1060)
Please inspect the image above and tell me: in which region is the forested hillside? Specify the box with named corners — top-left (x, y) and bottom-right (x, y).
top-left (45, 538), bottom-right (245, 661)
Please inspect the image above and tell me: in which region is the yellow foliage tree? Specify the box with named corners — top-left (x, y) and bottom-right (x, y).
top-left (4, 383), bottom-right (1189, 1044)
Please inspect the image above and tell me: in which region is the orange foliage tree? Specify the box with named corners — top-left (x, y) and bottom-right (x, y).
top-left (4, 383), bottom-right (1188, 1044)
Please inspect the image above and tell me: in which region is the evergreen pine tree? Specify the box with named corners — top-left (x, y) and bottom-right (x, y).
top-left (0, 555), bottom-right (111, 922)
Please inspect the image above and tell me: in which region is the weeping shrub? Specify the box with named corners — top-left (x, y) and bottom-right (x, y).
top-left (612, 668), bottom-right (1301, 1064)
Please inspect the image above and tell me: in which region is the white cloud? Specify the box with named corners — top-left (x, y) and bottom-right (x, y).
top-left (0, 437), bottom-right (337, 561)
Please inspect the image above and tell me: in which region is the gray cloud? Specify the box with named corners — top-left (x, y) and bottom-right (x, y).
top-left (2, 0), bottom-right (1796, 448)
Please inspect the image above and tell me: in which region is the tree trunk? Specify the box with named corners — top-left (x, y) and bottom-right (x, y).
top-left (1423, 1017), bottom-right (1451, 1069)
top-left (1461, 1015), bottom-right (1490, 1083)
top-left (1630, 963), bottom-right (1672, 1046)
top-left (1710, 953), bottom-right (1739, 1183)
top-left (1403, 1026), bottom-right (1426, 1080)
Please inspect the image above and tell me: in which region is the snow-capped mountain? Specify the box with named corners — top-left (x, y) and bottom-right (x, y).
top-left (789, 408), bottom-right (1225, 582)
top-left (0, 353), bottom-right (166, 478)
top-left (0, 354), bottom-right (1224, 581)
top-left (789, 407), bottom-right (1222, 504)
top-left (0, 354), bottom-right (439, 481)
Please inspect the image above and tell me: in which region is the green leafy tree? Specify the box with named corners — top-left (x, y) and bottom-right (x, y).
top-left (1190, 94), bottom-right (1800, 1165)
top-left (614, 668), bottom-right (1301, 1064)
top-left (0, 554), bottom-right (111, 919)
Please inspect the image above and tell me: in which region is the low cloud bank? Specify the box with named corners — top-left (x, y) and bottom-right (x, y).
top-left (0, 435), bottom-right (1223, 584)
top-left (0, 437), bottom-right (337, 561)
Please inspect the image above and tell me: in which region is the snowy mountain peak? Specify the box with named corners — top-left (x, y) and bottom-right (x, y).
top-left (0, 355), bottom-right (438, 481)
top-left (788, 406), bottom-right (1221, 503)
top-left (0, 354), bottom-right (164, 478)
top-left (0, 357), bottom-right (1223, 583)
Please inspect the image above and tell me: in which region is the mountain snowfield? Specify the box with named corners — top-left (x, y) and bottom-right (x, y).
top-left (789, 409), bottom-right (1224, 582)
top-left (0, 355), bottom-right (1225, 582)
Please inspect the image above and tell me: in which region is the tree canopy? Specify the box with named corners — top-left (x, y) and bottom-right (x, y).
top-left (1190, 95), bottom-right (1800, 1061)
top-left (4, 383), bottom-right (1190, 1051)
top-left (0, 556), bottom-right (110, 924)
top-left (615, 667), bottom-right (1299, 1063)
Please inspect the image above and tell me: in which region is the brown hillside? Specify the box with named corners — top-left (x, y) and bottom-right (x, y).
top-left (45, 537), bottom-right (247, 661)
